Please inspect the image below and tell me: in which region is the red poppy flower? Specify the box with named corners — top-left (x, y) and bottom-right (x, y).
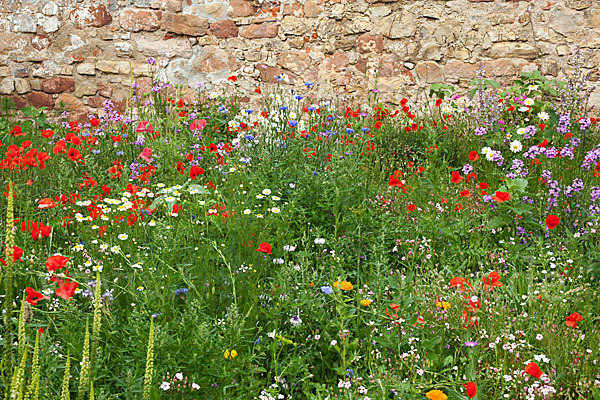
top-left (10, 125), bottom-right (26, 136)
top-left (565, 312), bottom-right (582, 328)
top-left (25, 287), bottom-right (49, 306)
top-left (493, 191), bottom-right (510, 203)
top-left (464, 382), bottom-right (477, 398)
top-left (41, 129), bottom-right (54, 138)
top-left (10, 246), bottom-right (23, 262)
top-left (56, 281), bottom-right (78, 300)
top-left (539, 123), bottom-right (546, 131)
top-left (451, 171), bottom-right (463, 183)
top-left (172, 204), bottom-right (181, 215)
top-left (46, 255), bottom-right (69, 272)
top-left (468, 151), bottom-right (479, 162)
top-left (523, 362), bottom-right (543, 378)
top-left (389, 175), bottom-right (403, 187)
top-left (460, 190), bottom-right (471, 198)
top-left (478, 182), bottom-right (489, 189)
top-left (449, 277), bottom-right (471, 292)
top-left (255, 87), bottom-right (262, 94)
top-left (67, 148), bottom-right (82, 162)
top-left (435, 98), bottom-right (443, 107)
top-left (227, 75), bottom-right (237, 82)
top-left (257, 242), bottom-right (272, 254)
top-left (483, 271), bottom-right (502, 290)
top-left (407, 204), bottom-right (416, 212)
top-left (545, 215), bottom-right (560, 230)
top-left (90, 117), bottom-right (100, 127)
top-left (189, 165), bottom-right (205, 180)
top-left (38, 198), bottom-right (56, 209)
top-left (53, 140), bottom-right (67, 154)
top-left (538, 139), bottom-right (548, 148)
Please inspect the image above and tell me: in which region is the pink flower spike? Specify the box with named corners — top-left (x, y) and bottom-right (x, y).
top-left (138, 147), bottom-right (153, 162)
top-left (136, 121), bottom-right (155, 133)
top-left (190, 119), bottom-right (207, 131)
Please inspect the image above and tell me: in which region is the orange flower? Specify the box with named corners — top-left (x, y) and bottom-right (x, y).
top-left (565, 312), bottom-right (582, 328)
top-left (426, 390), bottom-right (448, 400)
top-left (339, 281), bottom-right (353, 291)
top-left (360, 299), bottom-right (372, 307)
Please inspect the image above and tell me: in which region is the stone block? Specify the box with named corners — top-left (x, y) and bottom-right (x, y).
top-left (42, 77), bottom-right (75, 94)
top-left (210, 20), bottom-right (238, 38)
top-left (161, 13), bottom-right (209, 36)
top-left (119, 8), bottom-right (161, 32)
top-left (69, 5), bottom-right (113, 28)
top-left (241, 22), bottom-right (279, 38)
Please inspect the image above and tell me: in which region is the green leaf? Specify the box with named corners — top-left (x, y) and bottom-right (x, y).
top-left (487, 216), bottom-right (506, 229)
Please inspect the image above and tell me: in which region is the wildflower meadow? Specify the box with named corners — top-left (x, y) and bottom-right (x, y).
top-left (0, 55), bottom-right (599, 400)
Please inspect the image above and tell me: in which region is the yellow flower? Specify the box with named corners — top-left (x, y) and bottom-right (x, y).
top-left (224, 349), bottom-right (238, 360)
top-left (426, 390), bottom-right (448, 400)
top-left (340, 281), bottom-right (353, 291)
top-left (436, 301), bottom-right (451, 310)
top-left (361, 299), bottom-right (372, 307)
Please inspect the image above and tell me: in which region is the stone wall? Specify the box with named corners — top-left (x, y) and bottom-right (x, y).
top-left (1, 0), bottom-right (599, 119)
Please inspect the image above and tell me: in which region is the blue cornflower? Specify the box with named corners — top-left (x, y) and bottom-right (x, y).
top-left (288, 120), bottom-right (298, 127)
top-left (321, 286), bottom-right (333, 294)
top-left (245, 134), bottom-right (255, 140)
top-left (295, 95), bottom-right (303, 100)
top-left (304, 82), bottom-right (314, 88)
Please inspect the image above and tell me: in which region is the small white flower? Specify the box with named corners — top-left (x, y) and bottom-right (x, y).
top-left (516, 127), bottom-right (527, 135)
top-left (524, 98), bottom-right (534, 106)
top-left (243, 209), bottom-right (251, 215)
top-left (174, 372), bottom-right (183, 381)
top-left (272, 196), bottom-right (281, 201)
top-left (314, 238), bottom-right (325, 245)
top-left (160, 381), bottom-right (170, 391)
top-left (518, 106), bottom-right (530, 112)
top-left (510, 140), bottom-right (523, 153)
top-left (481, 146), bottom-right (492, 155)
top-left (118, 233), bottom-right (128, 241)
top-left (331, 339), bottom-right (337, 346)
top-left (262, 189), bottom-right (272, 195)
top-left (271, 207), bottom-right (281, 214)
top-left (283, 245), bottom-right (296, 252)
top-left (538, 111), bottom-right (549, 121)
top-left (93, 265), bottom-right (103, 272)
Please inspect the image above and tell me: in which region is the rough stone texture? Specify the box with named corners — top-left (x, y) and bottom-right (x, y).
top-left (210, 20), bottom-right (239, 39)
top-left (240, 23), bottom-right (279, 39)
top-left (119, 9), bottom-right (161, 32)
top-left (69, 5), bottom-right (113, 29)
top-left (27, 92), bottom-right (55, 108)
top-left (42, 77), bottom-right (75, 94)
top-left (161, 13), bottom-right (209, 36)
top-left (1, 0), bottom-right (600, 114)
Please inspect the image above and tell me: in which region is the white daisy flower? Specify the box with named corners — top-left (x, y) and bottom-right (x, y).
top-left (510, 140), bottom-right (523, 153)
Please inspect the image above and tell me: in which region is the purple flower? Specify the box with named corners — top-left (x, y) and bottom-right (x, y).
top-left (464, 341), bottom-right (478, 347)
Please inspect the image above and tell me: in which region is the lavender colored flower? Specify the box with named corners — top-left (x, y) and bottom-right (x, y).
top-left (474, 126), bottom-right (487, 136)
top-left (321, 286), bottom-right (333, 295)
top-left (462, 164), bottom-right (473, 175)
top-left (464, 341), bottom-right (478, 347)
